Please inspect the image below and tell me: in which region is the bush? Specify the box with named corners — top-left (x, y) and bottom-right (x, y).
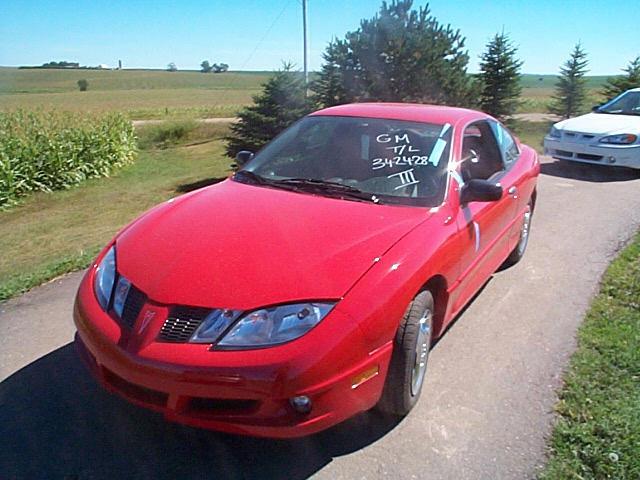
top-left (136, 119), bottom-right (198, 149)
top-left (0, 110), bottom-right (137, 209)
top-left (77, 79), bottom-right (88, 91)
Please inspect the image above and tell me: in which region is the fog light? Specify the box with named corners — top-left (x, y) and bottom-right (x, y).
top-left (290, 395), bottom-right (312, 414)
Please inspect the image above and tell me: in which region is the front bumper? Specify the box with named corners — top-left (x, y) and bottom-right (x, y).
top-left (544, 137), bottom-right (640, 169)
top-left (73, 271), bottom-right (391, 438)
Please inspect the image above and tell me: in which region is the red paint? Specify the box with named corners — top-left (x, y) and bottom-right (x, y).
top-left (74, 103), bottom-right (539, 438)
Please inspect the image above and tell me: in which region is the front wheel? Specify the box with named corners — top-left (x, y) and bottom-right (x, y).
top-left (377, 290), bottom-right (434, 416)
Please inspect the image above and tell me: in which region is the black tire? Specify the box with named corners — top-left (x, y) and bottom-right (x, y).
top-left (503, 199), bottom-right (534, 268)
top-left (377, 290), bottom-right (434, 416)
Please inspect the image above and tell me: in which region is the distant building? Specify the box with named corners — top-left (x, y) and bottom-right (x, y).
top-left (98, 64), bottom-right (110, 69)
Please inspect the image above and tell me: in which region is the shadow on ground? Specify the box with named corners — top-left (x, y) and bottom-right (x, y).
top-left (0, 344), bottom-right (401, 479)
top-left (175, 176), bottom-right (228, 193)
top-left (541, 160), bottom-right (640, 182)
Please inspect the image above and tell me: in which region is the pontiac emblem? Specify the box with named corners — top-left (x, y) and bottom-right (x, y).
top-left (138, 310), bottom-right (156, 334)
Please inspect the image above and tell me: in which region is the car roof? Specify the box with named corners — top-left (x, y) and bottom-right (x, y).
top-left (310, 102), bottom-right (489, 126)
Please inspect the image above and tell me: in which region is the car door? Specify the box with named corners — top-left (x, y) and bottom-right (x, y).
top-left (450, 120), bottom-right (519, 314)
top-left (490, 121), bottom-right (532, 250)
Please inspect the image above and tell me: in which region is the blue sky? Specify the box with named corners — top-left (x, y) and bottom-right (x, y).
top-left (1, 0), bottom-right (638, 74)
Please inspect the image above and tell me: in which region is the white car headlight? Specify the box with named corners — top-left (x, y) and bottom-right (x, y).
top-left (215, 302), bottom-right (335, 349)
top-left (548, 126), bottom-right (562, 138)
top-left (599, 134), bottom-right (638, 145)
top-left (94, 246), bottom-right (116, 311)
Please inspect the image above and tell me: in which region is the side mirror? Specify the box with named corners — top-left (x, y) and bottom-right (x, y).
top-left (591, 105), bottom-right (602, 112)
top-left (460, 179), bottom-right (503, 204)
top-left (235, 150), bottom-right (254, 167)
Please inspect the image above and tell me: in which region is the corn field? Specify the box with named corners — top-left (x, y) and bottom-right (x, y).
top-left (0, 110), bottom-right (137, 209)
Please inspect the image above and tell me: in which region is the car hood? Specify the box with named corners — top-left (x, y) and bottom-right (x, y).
top-left (116, 180), bottom-right (429, 310)
top-left (556, 112), bottom-right (640, 135)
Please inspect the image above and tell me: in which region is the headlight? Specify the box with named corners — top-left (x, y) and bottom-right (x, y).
top-left (548, 127), bottom-right (562, 138)
top-left (94, 246), bottom-right (116, 311)
top-left (190, 309), bottom-right (242, 344)
top-left (215, 302), bottom-right (335, 349)
top-left (599, 134), bottom-right (637, 145)
top-left (112, 276), bottom-right (132, 317)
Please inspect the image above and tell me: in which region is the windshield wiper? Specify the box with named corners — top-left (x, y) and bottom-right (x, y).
top-left (270, 177), bottom-right (382, 203)
top-left (233, 170), bottom-right (269, 185)
top-left (597, 110), bottom-right (640, 116)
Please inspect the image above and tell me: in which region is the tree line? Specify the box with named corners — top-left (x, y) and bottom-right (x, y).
top-left (227, 0), bottom-right (639, 159)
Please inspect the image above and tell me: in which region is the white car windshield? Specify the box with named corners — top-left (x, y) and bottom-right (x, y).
top-left (597, 91), bottom-right (640, 116)
top-left (237, 115), bottom-right (452, 207)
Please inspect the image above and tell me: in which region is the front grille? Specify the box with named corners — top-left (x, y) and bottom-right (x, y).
top-left (120, 284), bottom-right (146, 329)
top-left (158, 306), bottom-right (211, 343)
top-left (564, 132), bottom-right (596, 142)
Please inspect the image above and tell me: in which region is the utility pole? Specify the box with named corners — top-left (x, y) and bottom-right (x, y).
top-left (302, 0), bottom-right (309, 91)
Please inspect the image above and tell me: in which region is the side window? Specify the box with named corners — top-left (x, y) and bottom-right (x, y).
top-left (460, 121), bottom-right (504, 181)
top-left (490, 122), bottom-right (520, 167)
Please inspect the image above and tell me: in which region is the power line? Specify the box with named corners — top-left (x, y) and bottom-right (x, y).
top-left (240, 0), bottom-right (293, 70)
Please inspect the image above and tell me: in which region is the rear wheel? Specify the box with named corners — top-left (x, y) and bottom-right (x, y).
top-left (503, 199), bottom-right (534, 267)
top-left (377, 290), bottom-right (433, 416)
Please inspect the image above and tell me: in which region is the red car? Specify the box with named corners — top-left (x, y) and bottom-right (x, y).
top-left (74, 103), bottom-right (539, 438)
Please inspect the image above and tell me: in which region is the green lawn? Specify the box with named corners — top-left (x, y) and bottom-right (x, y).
top-left (540, 232), bottom-right (640, 479)
top-left (512, 120), bottom-right (553, 153)
top-left (0, 124), bottom-right (233, 301)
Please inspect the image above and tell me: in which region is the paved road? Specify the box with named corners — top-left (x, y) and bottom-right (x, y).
top-left (1, 157), bottom-right (639, 480)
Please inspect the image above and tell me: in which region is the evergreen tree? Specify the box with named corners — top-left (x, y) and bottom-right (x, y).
top-left (312, 0), bottom-right (477, 107)
top-left (549, 44), bottom-right (589, 119)
top-left (225, 64), bottom-right (312, 159)
top-left (310, 40), bottom-right (354, 108)
top-left (478, 32), bottom-right (523, 122)
top-left (601, 56), bottom-right (640, 100)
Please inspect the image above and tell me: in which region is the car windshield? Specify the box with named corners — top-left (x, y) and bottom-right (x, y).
top-left (236, 115), bottom-right (452, 207)
top-left (596, 91), bottom-right (640, 116)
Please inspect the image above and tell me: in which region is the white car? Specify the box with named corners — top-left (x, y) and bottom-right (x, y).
top-left (544, 88), bottom-right (640, 169)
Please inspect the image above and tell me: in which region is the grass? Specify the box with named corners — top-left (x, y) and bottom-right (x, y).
top-left (519, 87), bottom-right (604, 114)
top-left (0, 124), bottom-right (233, 302)
top-left (540, 232), bottom-right (640, 479)
top-left (512, 120), bottom-right (553, 154)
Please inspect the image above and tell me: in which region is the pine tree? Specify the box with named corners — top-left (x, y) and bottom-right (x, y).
top-left (601, 56), bottom-right (640, 100)
top-left (478, 32), bottom-right (523, 122)
top-left (225, 64), bottom-right (312, 159)
top-left (310, 40), bottom-right (353, 108)
top-left (312, 0), bottom-right (477, 107)
top-left (549, 44), bottom-right (589, 119)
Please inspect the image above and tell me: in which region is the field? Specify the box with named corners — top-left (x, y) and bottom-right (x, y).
top-left (0, 68), bottom-right (609, 118)
top-left (0, 68), bottom-right (270, 119)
